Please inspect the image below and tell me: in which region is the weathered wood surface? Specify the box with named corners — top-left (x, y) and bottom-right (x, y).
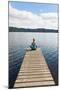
top-left (14, 48), bottom-right (55, 88)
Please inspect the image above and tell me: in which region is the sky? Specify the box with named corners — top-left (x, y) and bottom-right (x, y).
top-left (9, 1), bottom-right (58, 29)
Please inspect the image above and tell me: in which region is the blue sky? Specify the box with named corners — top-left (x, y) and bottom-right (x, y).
top-left (9, 1), bottom-right (58, 14)
top-left (9, 1), bottom-right (58, 29)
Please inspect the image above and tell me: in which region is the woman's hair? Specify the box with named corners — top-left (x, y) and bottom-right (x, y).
top-left (33, 38), bottom-right (35, 41)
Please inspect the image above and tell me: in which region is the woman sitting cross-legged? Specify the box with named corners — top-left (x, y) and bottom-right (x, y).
top-left (30, 38), bottom-right (37, 50)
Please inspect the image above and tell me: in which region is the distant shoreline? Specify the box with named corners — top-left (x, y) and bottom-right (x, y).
top-left (9, 27), bottom-right (58, 33)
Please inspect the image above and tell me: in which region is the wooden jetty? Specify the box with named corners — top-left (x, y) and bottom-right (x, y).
top-left (14, 48), bottom-right (55, 88)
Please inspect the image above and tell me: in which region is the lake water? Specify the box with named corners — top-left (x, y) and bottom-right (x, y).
top-left (9, 32), bottom-right (58, 88)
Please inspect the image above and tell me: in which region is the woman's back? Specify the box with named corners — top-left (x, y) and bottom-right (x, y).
top-left (30, 42), bottom-right (37, 50)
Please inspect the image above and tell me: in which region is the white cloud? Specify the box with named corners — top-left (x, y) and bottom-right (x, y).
top-left (9, 4), bottom-right (58, 29)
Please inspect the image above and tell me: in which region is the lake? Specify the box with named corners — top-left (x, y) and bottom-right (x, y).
top-left (9, 32), bottom-right (58, 88)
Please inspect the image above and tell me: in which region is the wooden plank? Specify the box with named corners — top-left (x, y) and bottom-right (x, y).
top-left (14, 81), bottom-right (55, 88)
top-left (14, 48), bottom-right (55, 88)
top-left (18, 73), bottom-right (51, 77)
top-left (15, 77), bottom-right (53, 83)
top-left (17, 74), bottom-right (52, 79)
top-left (19, 69), bottom-right (50, 73)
